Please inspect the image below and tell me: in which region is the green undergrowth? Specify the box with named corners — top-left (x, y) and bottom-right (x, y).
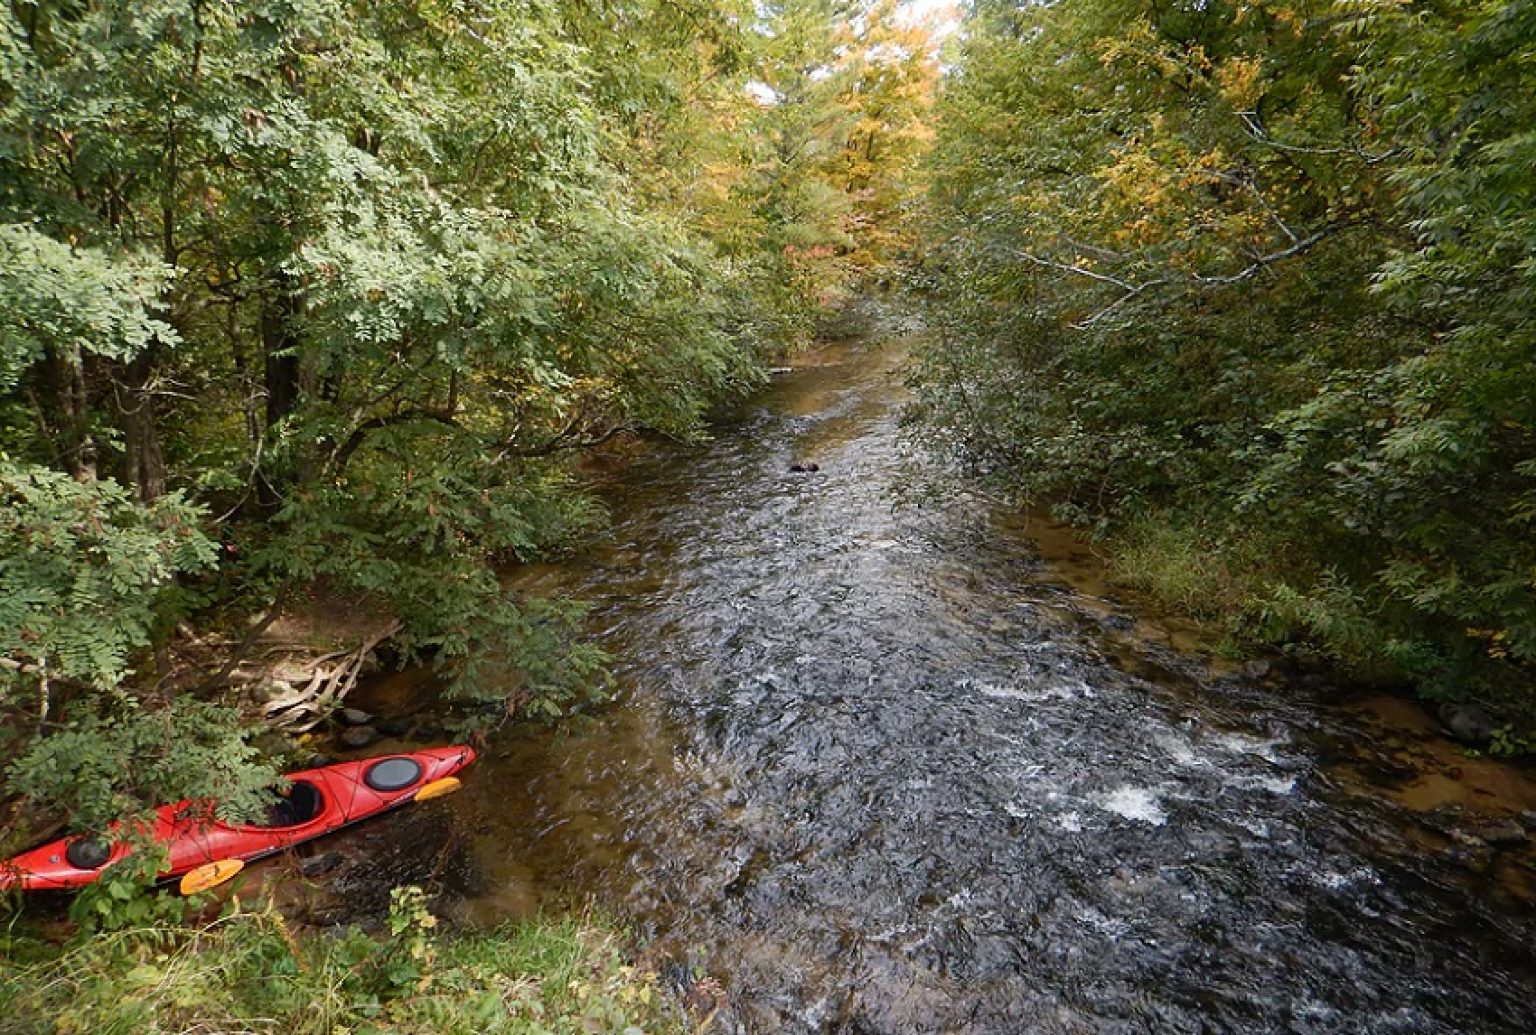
top-left (1105, 516), bottom-right (1271, 629)
top-left (0, 888), bottom-right (682, 1035)
top-left (1101, 510), bottom-right (1536, 747)
top-left (1102, 508), bottom-right (1397, 675)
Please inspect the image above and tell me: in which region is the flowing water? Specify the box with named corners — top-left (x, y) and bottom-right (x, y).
top-left (417, 322), bottom-right (1536, 1033)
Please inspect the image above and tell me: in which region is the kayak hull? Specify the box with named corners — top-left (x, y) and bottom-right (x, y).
top-left (1, 745), bottom-right (475, 892)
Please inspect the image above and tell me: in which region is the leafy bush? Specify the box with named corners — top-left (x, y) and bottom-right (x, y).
top-left (6, 700), bottom-right (277, 836)
top-left (0, 0), bottom-right (938, 829)
top-left (0, 463), bottom-right (280, 848)
top-left (0, 462), bottom-right (215, 699)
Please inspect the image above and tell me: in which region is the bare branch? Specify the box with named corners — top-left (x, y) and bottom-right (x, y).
top-left (1073, 276), bottom-right (1172, 329)
top-left (1199, 168), bottom-right (1300, 243)
top-left (1190, 226), bottom-right (1337, 286)
top-left (1000, 245), bottom-right (1139, 292)
top-left (992, 220), bottom-right (1346, 329)
top-left (1237, 111), bottom-right (1400, 165)
top-left (1062, 236), bottom-right (1127, 261)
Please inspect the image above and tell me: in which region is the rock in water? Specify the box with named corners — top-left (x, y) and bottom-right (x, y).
top-left (340, 725), bottom-right (379, 749)
top-left (376, 716), bottom-right (412, 737)
top-left (299, 851), bottom-right (345, 878)
top-left (1476, 821), bottom-right (1530, 848)
top-left (1437, 702), bottom-right (1497, 747)
top-left (1241, 658), bottom-right (1271, 679)
top-left (339, 707), bottom-right (374, 726)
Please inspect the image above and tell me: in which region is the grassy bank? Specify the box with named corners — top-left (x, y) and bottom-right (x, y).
top-left (1102, 509), bottom-right (1402, 677)
top-left (0, 889), bottom-right (685, 1035)
top-left (1099, 511), bottom-right (1536, 750)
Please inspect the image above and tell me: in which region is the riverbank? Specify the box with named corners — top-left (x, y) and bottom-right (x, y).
top-left (0, 895), bottom-right (688, 1034)
top-left (993, 507), bottom-right (1536, 907)
top-left (9, 321), bottom-right (1536, 1033)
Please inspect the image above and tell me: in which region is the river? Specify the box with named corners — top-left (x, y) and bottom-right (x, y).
top-left (378, 320), bottom-right (1536, 1033)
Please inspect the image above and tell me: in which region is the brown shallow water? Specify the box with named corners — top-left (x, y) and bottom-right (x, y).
top-left (358, 326), bottom-right (1536, 1033)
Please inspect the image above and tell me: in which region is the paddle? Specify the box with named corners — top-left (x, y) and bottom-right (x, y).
top-left (414, 777), bottom-right (462, 801)
top-left (179, 858), bottom-right (244, 896)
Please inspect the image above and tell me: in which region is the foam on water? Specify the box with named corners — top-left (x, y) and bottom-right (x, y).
top-left (1096, 785), bottom-right (1168, 825)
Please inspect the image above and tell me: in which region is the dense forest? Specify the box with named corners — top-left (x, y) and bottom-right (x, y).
top-left (913, 0), bottom-right (1536, 739)
top-left (1, 0), bottom-right (937, 844)
top-left (0, 2), bottom-right (939, 1024)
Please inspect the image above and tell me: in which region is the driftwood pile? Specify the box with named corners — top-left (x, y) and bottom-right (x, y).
top-left (166, 610), bottom-right (402, 733)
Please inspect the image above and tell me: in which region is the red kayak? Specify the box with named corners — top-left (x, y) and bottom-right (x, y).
top-left (0, 745), bottom-right (475, 892)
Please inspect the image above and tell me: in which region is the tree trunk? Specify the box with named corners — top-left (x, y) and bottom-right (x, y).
top-left (262, 275), bottom-right (301, 429)
top-left (36, 346), bottom-right (97, 481)
top-left (258, 270), bottom-right (303, 508)
top-left (118, 350), bottom-right (166, 502)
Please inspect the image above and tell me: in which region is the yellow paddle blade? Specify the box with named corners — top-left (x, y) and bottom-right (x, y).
top-left (414, 777), bottom-right (462, 802)
top-left (179, 858), bottom-right (244, 896)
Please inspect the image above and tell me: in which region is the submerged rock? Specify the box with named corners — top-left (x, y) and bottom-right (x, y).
top-left (1476, 821), bottom-right (1530, 848)
top-left (339, 707), bottom-right (374, 726)
top-left (1241, 658), bottom-right (1272, 679)
top-left (299, 851), bottom-right (345, 878)
top-left (1445, 844), bottom-right (1494, 873)
top-left (1450, 828), bottom-right (1489, 848)
top-left (1100, 613), bottom-right (1136, 633)
top-left (340, 725), bottom-right (379, 749)
top-left (376, 716), bottom-right (412, 737)
top-left (1438, 702), bottom-right (1497, 747)
top-left (789, 461), bottom-right (820, 473)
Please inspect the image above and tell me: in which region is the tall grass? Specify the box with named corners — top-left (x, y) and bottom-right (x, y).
top-left (0, 893), bottom-right (684, 1034)
top-left (1105, 514), bottom-right (1265, 626)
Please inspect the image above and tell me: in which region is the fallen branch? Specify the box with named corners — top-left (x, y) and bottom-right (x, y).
top-left (258, 621), bottom-right (402, 732)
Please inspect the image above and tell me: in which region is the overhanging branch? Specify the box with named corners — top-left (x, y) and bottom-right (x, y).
top-left (995, 221), bottom-right (1346, 329)
top-left (330, 409), bottom-right (462, 475)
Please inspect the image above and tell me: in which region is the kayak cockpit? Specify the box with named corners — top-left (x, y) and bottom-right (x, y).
top-left (64, 837), bottom-right (112, 870)
top-left (257, 780), bottom-right (323, 828)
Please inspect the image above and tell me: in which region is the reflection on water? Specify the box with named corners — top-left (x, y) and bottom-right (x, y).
top-left (436, 329), bottom-right (1536, 1033)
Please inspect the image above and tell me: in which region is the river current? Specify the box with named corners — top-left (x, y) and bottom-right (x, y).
top-left (420, 324), bottom-right (1536, 1033)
